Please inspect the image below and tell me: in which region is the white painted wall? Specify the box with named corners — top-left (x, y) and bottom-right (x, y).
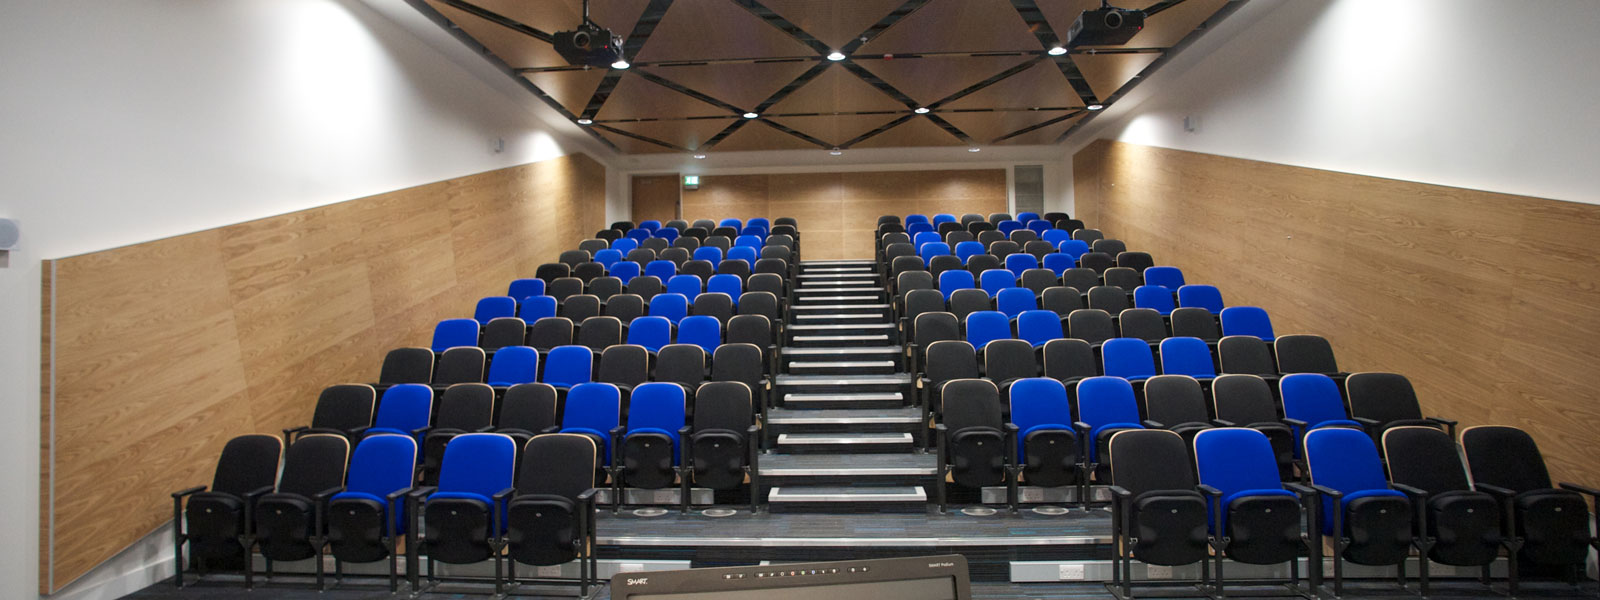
top-left (1065, 0), bottom-right (1600, 208)
top-left (0, 1), bottom-right (614, 597)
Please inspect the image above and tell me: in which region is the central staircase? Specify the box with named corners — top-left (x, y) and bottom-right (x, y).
top-left (763, 259), bottom-right (933, 513)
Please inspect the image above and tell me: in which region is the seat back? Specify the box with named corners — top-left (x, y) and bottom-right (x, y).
top-left (1460, 426), bottom-right (1554, 494)
top-left (655, 344), bottom-right (707, 390)
top-left (500, 384), bottom-right (559, 433)
top-left (979, 269), bottom-right (1015, 296)
top-left (1018, 269), bottom-right (1057, 295)
top-left (1041, 286), bottom-right (1084, 316)
top-left (678, 315), bottom-right (722, 355)
top-left (1159, 337), bottom-right (1215, 378)
top-left (965, 253), bottom-right (1001, 277)
top-left (1061, 267), bottom-right (1099, 293)
top-left (648, 293), bottom-right (690, 323)
top-left (943, 379), bottom-right (1004, 432)
top-left (995, 287), bottom-right (1036, 317)
top-left (526, 317), bottom-right (574, 351)
top-left (1079, 252), bottom-right (1115, 273)
top-left (1170, 307), bottom-right (1220, 342)
top-left (964, 311), bottom-right (1011, 349)
top-left (1381, 426), bottom-right (1472, 495)
top-left (913, 312), bottom-right (961, 348)
top-left (435, 433), bottom-right (516, 500)
top-left (1143, 375), bottom-right (1210, 427)
top-left (1274, 334), bottom-right (1339, 374)
top-left (212, 434), bottom-right (285, 496)
top-left (1220, 306), bottom-right (1275, 340)
top-left (1345, 372), bottom-right (1425, 428)
top-left (1279, 373), bottom-right (1350, 430)
top-left (1118, 308), bottom-right (1168, 343)
top-left (508, 278), bottom-right (546, 301)
top-left (1108, 429), bottom-right (1197, 495)
top-left (948, 289), bottom-right (991, 320)
top-left (1088, 285), bottom-right (1130, 312)
top-left (1101, 338), bottom-right (1156, 380)
top-left (626, 316), bottom-right (672, 352)
top-left (1103, 267), bottom-right (1142, 292)
top-left (342, 433), bottom-right (418, 504)
top-left (436, 384), bottom-right (495, 431)
top-left (1092, 239), bottom-right (1127, 256)
top-left (938, 269), bottom-right (975, 299)
top-left (1210, 375), bottom-right (1277, 425)
top-left (373, 384), bottom-right (433, 436)
top-left (475, 296), bottom-right (518, 324)
top-left (1009, 378), bottom-right (1072, 432)
top-left (1133, 285), bottom-right (1176, 315)
top-left (1067, 309), bottom-right (1116, 345)
top-left (483, 317), bottom-right (529, 350)
top-left (954, 240), bottom-right (985, 263)
top-left (576, 316), bottom-right (623, 351)
top-left (432, 318), bottom-right (480, 352)
top-left (1004, 253), bottom-right (1038, 276)
top-left (561, 295), bottom-right (601, 322)
top-left (924, 341), bottom-right (980, 384)
top-left (898, 270), bottom-right (935, 294)
top-left (1194, 428), bottom-right (1286, 499)
top-left (311, 384), bottom-right (376, 433)
top-left (1016, 310), bottom-right (1064, 346)
top-left (1077, 377), bottom-right (1142, 430)
top-left (540, 346), bottom-right (594, 388)
top-left (628, 383), bottom-right (686, 441)
top-left (711, 343), bottom-right (765, 392)
top-left (1116, 251), bottom-right (1154, 272)
top-left (486, 346), bottom-right (539, 386)
top-left (983, 339), bottom-right (1038, 383)
top-left (1217, 335), bottom-right (1276, 376)
top-left (1178, 285), bottom-right (1224, 313)
top-left (1041, 339), bottom-right (1097, 382)
top-left (1143, 266), bottom-right (1185, 290)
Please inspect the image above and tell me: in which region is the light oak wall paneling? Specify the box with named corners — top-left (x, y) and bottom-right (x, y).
top-left (630, 174), bottom-right (682, 226)
top-left (681, 169), bottom-right (1008, 260)
top-left (39, 154), bottom-right (606, 593)
top-left (1073, 139), bottom-right (1600, 487)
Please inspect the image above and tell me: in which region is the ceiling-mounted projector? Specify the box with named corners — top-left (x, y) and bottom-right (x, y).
top-left (1066, 3), bottom-right (1146, 47)
top-left (553, 0), bottom-right (625, 68)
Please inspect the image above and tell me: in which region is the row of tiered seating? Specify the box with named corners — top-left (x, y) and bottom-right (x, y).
top-left (874, 212), bottom-right (1599, 597)
top-left (171, 217), bottom-right (793, 593)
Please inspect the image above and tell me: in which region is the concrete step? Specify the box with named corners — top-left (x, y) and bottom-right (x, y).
top-left (799, 260), bottom-right (876, 267)
top-left (788, 333), bottom-right (894, 347)
top-left (767, 485), bottom-right (928, 513)
top-left (775, 432), bottom-right (915, 454)
top-left (790, 313), bottom-right (891, 325)
top-left (779, 391), bottom-right (906, 410)
top-left (790, 294), bottom-right (884, 305)
top-left (773, 374), bottom-right (911, 398)
top-left (757, 453), bottom-right (935, 488)
top-left (786, 359), bottom-right (898, 375)
top-left (780, 347), bottom-right (902, 371)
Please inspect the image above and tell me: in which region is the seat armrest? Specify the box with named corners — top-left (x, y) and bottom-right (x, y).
top-left (1425, 416), bottom-right (1457, 427)
top-left (1558, 482), bottom-right (1600, 497)
top-left (1352, 416), bottom-right (1381, 429)
top-left (283, 425), bottom-right (308, 438)
top-left (1108, 485), bottom-right (1132, 500)
top-left (475, 425), bottom-right (497, 433)
top-left (493, 487), bottom-right (516, 503)
top-left (244, 485), bottom-right (275, 502)
top-left (313, 486), bottom-right (346, 503)
top-left (172, 485), bottom-right (207, 499)
top-left (1390, 482), bottom-right (1429, 500)
top-left (1475, 483), bottom-right (1516, 499)
top-left (349, 426), bottom-right (371, 438)
top-left (1309, 483), bottom-right (1344, 501)
top-left (410, 486), bottom-right (438, 501)
top-left (1282, 417), bottom-right (1308, 428)
top-left (577, 488), bottom-right (600, 505)
top-left (1141, 419), bottom-right (1164, 429)
top-left (541, 426), bottom-right (561, 434)
top-left (609, 425), bottom-right (625, 441)
top-left (385, 486), bottom-right (416, 504)
top-left (1197, 484), bottom-right (1222, 498)
top-left (1211, 419), bottom-right (1237, 427)
top-left (1073, 421), bottom-right (1091, 435)
top-left (410, 426), bottom-right (431, 437)
top-left (1284, 481), bottom-right (1316, 497)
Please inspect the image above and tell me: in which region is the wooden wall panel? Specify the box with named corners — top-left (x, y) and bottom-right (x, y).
top-left (1073, 139), bottom-right (1600, 487)
top-left (631, 174), bottom-right (681, 225)
top-left (39, 153), bottom-right (606, 593)
top-left (681, 169), bottom-right (1008, 260)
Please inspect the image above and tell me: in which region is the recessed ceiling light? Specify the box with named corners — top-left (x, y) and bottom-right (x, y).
top-left (743, 112), bottom-right (759, 119)
top-left (1047, 46), bottom-right (1068, 56)
top-left (1086, 104), bottom-right (1105, 111)
top-left (611, 59), bottom-right (631, 70)
top-left (829, 147), bottom-right (843, 156)
top-left (967, 147), bottom-right (981, 153)
top-left (914, 107), bottom-right (930, 114)
top-left (576, 118), bottom-right (593, 125)
top-left (693, 153), bottom-right (706, 159)
top-left (826, 51), bottom-right (846, 61)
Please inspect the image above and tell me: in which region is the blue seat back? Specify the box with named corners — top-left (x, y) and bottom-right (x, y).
top-left (1143, 266), bottom-right (1185, 290)
top-left (1004, 253), bottom-right (1039, 277)
top-left (1102, 338), bottom-right (1157, 380)
top-left (541, 345), bottom-right (593, 388)
top-left (337, 434), bottom-right (418, 531)
top-left (932, 214), bottom-right (957, 225)
top-left (707, 274), bottom-right (742, 300)
top-left (1041, 230), bottom-right (1071, 247)
top-left (653, 227), bottom-right (679, 242)
top-left (748, 218), bottom-right (771, 231)
top-left (594, 249), bottom-right (623, 268)
top-left (1016, 310), bottom-right (1064, 346)
top-left (610, 237), bottom-right (639, 252)
top-left (718, 218), bottom-right (742, 229)
top-left (693, 246), bottom-right (723, 265)
top-left (667, 274), bottom-right (703, 298)
top-left (639, 220), bottom-right (662, 231)
top-left (628, 382), bottom-right (686, 445)
top-left (1010, 377), bottom-right (1072, 433)
top-left (1076, 376), bottom-right (1141, 429)
top-left (1042, 253), bottom-right (1074, 276)
top-left (626, 316), bottom-right (673, 352)
top-left (1133, 285), bottom-right (1176, 315)
top-left (1159, 337), bottom-right (1216, 378)
top-left (645, 260), bottom-right (676, 281)
top-left (1194, 428), bottom-right (1288, 530)
top-left (435, 433), bottom-right (516, 501)
top-left (508, 278), bottom-right (545, 300)
top-left (677, 315), bottom-right (722, 355)
top-left (1016, 211), bottom-right (1041, 223)
top-left (1220, 306), bottom-right (1275, 341)
top-left (1057, 239), bottom-right (1090, 260)
top-left (486, 346), bottom-right (539, 386)
top-left (432, 318), bottom-right (480, 352)
top-left (979, 269), bottom-right (1015, 296)
top-left (626, 228), bottom-right (651, 241)
top-left (1026, 221), bottom-right (1052, 235)
top-left (995, 287), bottom-right (1037, 317)
top-left (1305, 427), bottom-right (1399, 533)
top-left (954, 241), bottom-right (985, 262)
top-left (1281, 373), bottom-right (1352, 430)
top-left (373, 384), bottom-right (432, 436)
top-left (996, 220), bottom-right (1024, 234)
top-left (913, 232), bottom-right (941, 251)
top-left (1177, 285), bottom-right (1224, 313)
top-left (965, 311), bottom-right (1012, 349)
top-left (904, 214), bottom-right (930, 225)
top-left (727, 246), bottom-right (758, 264)
top-left (560, 383), bottom-right (622, 464)
top-left (919, 242), bottom-right (952, 266)
top-left (519, 295), bottom-right (557, 321)
top-left (734, 235), bottom-right (763, 249)
top-left (608, 261), bottom-right (640, 284)
top-left (906, 222), bottom-right (934, 235)
top-left (475, 296), bottom-right (517, 324)
top-left (939, 270), bottom-right (974, 300)
top-left (649, 293), bottom-right (690, 323)
top-left (741, 225), bottom-right (767, 237)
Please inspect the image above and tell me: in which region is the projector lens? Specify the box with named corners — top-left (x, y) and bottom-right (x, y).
top-left (572, 31), bottom-right (592, 50)
top-left (1104, 11), bottom-right (1123, 28)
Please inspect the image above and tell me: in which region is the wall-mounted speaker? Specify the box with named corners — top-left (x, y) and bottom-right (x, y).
top-left (0, 218), bottom-right (18, 251)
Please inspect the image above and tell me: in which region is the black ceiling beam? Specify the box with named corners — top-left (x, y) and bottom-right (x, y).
top-left (1142, 0), bottom-right (1189, 17)
top-left (993, 110), bottom-right (1085, 142)
top-left (590, 123), bottom-right (686, 151)
top-left (434, 0), bottom-right (553, 42)
top-left (843, 0), bottom-right (932, 53)
top-left (1007, 0), bottom-right (1102, 106)
top-left (575, 0), bottom-right (673, 122)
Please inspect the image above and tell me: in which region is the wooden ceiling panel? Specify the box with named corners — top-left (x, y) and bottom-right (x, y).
top-left (467, 0), bottom-right (650, 40)
top-left (994, 114), bottom-right (1085, 145)
top-left (427, 1), bottom-right (566, 68)
top-left (642, 61), bottom-right (816, 113)
top-left (594, 73), bottom-right (731, 121)
top-left (601, 118), bottom-right (736, 153)
top-left (766, 64), bottom-right (904, 114)
top-left (858, 0), bottom-right (1042, 54)
top-left (759, 0), bottom-right (907, 50)
top-left (938, 110), bottom-right (1072, 145)
top-left (709, 120), bottom-right (822, 152)
top-left (1073, 52), bottom-right (1160, 102)
top-left (1037, 0), bottom-right (1223, 49)
top-left (598, 130), bottom-right (676, 154)
top-left (944, 60), bottom-right (1083, 110)
top-left (850, 116), bottom-right (964, 149)
top-left (770, 114), bottom-right (902, 147)
top-left (858, 55), bottom-right (1032, 106)
top-left (523, 69), bottom-right (609, 115)
top-left (634, 0), bottom-right (816, 62)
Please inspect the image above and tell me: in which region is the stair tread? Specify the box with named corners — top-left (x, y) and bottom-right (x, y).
top-left (790, 304), bottom-right (891, 310)
top-left (781, 347), bottom-right (901, 355)
top-left (789, 323), bottom-right (895, 330)
top-left (800, 260), bottom-right (875, 266)
top-left (791, 334), bottom-right (891, 342)
top-left (792, 314), bottom-right (884, 320)
top-left (768, 485), bottom-right (927, 501)
top-left (775, 374), bottom-right (913, 384)
top-left (783, 392), bottom-right (905, 402)
top-left (759, 452), bottom-right (935, 471)
top-left (794, 296), bottom-right (879, 301)
top-left (777, 432), bottom-right (914, 444)
top-left (788, 360), bottom-right (897, 368)
top-left (766, 407), bottom-right (921, 425)
top-left (796, 287), bottom-right (886, 293)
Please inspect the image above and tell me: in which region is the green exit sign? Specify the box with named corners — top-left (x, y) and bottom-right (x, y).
top-left (683, 175), bottom-right (699, 190)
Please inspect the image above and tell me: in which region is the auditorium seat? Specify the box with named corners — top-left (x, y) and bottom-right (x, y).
top-left (1193, 428), bottom-right (1313, 593)
top-left (1138, 375), bottom-right (1212, 453)
top-left (692, 292), bottom-right (735, 324)
top-left (1170, 307), bottom-right (1221, 342)
top-left (1279, 373), bottom-right (1359, 443)
top-left (1018, 268), bottom-right (1057, 295)
top-left (711, 343), bottom-right (769, 411)
top-left (526, 317), bottom-right (574, 353)
top-left (983, 339), bottom-right (1038, 390)
top-left (1220, 306), bottom-right (1275, 341)
top-left (938, 269), bottom-right (974, 300)
top-left (1088, 285), bottom-right (1130, 312)
top-left (324, 434), bottom-right (416, 591)
top-left (1009, 230), bottom-right (1038, 245)
top-left (374, 347), bottom-right (433, 394)
top-left (640, 238), bottom-right (669, 253)
top-left (1142, 266), bottom-right (1185, 290)
top-left (988, 240), bottom-right (1021, 259)
top-left (486, 346), bottom-right (538, 388)
top-left (935, 379), bottom-right (1011, 513)
top-left (1158, 337), bottom-right (1216, 381)
top-left (548, 277), bottom-right (585, 302)
top-left (1041, 286), bottom-right (1084, 316)
top-left (964, 310), bottom-right (1010, 349)
top-left (965, 254), bottom-right (1001, 277)
top-left (1217, 336), bottom-right (1278, 382)
top-left (171, 434), bottom-right (284, 586)
top-left (1133, 285), bottom-right (1176, 315)
top-left (979, 269), bottom-right (1014, 296)
top-left (1074, 228), bottom-right (1104, 243)
top-left (1023, 240), bottom-right (1056, 259)
top-left (1117, 308), bottom-right (1168, 346)
top-left (1061, 267), bottom-right (1099, 293)
top-left (419, 383), bottom-right (495, 486)
top-left (909, 312), bottom-right (959, 374)
top-left (505, 434), bottom-right (600, 592)
top-left (508, 278), bottom-right (545, 301)
top-left (475, 296), bottom-right (517, 324)
top-left (919, 340), bottom-right (979, 419)
top-left (576, 316), bottom-right (623, 351)
top-left (245, 433), bottom-right (350, 588)
top-left (1273, 334), bottom-right (1348, 381)
top-left (626, 274), bottom-right (662, 300)
top-left (1302, 427), bottom-right (1419, 596)
top-left (995, 287), bottom-right (1035, 317)
top-left (431, 318), bottom-right (480, 352)
top-left (1345, 372), bottom-right (1456, 442)
top-left (1460, 425), bottom-right (1600, 580)
top-left (1382, 426), bottom-right (1509, 585)
top-left (1091, 239), bottom-right (1126, 256)
top-left (367, 384), bottom-right (432, 442)
top-left (659, 248), bottom-right (690, 267)
top-left (432, 346), bottom-right (485, 391)
top-left (619, 382), bottom-right (687, 497)
top-left (1116, 251), bottom-right (1155, 272)
top-left (1177, 284), bottom-right (1224, 313)
top-left (954, 240), bottom-right (985, 263)
top-left (948, 288), bottom-right (991, 320)
top-left (561, 294), bottom-right (601, 322)
top-left (541, 345), bottom-right (594, 391)
top-left (677, 315), bottom-right (722, 356)
top-left (1073, 376), bottom-right (1145, 485)
top-left (1102, 338), bottom-right (1157, 381)
top-left (415, 433), bottom-right (517, 593)
top-left (608, 261), bottom-right (640, 285)
top-left (1004, 253), bottom-right (1038, 277)
top-left (649, 292), bottom-right (690, 324)
top-left (1102, 267), bottom-right (1142, 292)
top-left (1016, 310), bottom-right (1064, 347)
top-left (1009, 377), bottom-right (1079, 502)
top-left (536, 263), bottom-right (571, 282)
top-left (603, 294), bottom-right (645, 323)
top-left (655, 344), bottom-right (708, 399)
top-left (283, 384), bottom-right (375, 443)
top-left (1067, 309), bottom-right (1116, 347)
top-left (1106, 429), bottom-right (1210, 598)
top-left (1210, 375), bottom-right (1295, 480)
top-left (1041, 339), bottom-right (1097, 387)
